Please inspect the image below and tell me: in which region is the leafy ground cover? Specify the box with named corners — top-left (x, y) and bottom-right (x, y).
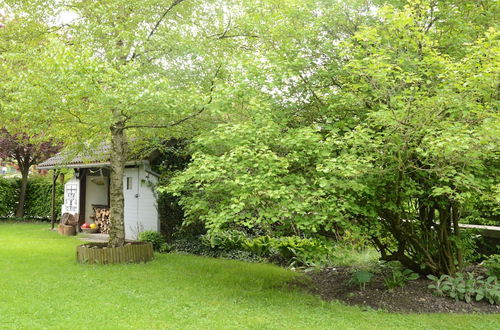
top-left (308, 267), bottom-right (499, 314)
top-left (0, 223), bottom-right (498, 329)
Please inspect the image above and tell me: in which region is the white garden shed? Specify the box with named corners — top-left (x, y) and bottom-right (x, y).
top-left (38, 144), bottom-right (160, 240)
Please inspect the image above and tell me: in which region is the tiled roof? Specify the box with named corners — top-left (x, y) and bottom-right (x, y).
top-left (37, 144), bottom-right (112, 169)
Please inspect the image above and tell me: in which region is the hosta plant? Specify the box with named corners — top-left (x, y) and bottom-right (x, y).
top-left (428, 273), bottom-right (499, 305)
top-left (348, 271), bottom-right (374, 290)
top-left (383, 262), bottom-right (419, 290)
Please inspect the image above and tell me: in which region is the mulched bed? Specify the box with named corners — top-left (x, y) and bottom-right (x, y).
top-left (303, 267), bottom-right (499, 314)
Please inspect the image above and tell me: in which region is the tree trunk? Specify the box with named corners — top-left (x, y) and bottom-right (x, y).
top-left (108, 119), bottom-right (127, 247)
top-left (15, 168), bottom-right (29, 218)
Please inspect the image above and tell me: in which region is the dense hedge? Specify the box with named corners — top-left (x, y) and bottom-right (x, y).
top-left (0, 176), bottom-right (64, 220)
top-left (0, 177), bottom-right (19, 217)
top-left (25, 177), bottom-right (64, 219)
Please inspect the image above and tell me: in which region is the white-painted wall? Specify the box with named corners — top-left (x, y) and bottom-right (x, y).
top-left (138, 164), bottom-right (159, 234)
top-left (123, 164), bottom-right (159, 240)
top-left (85, 175), bottom-right (109, 223)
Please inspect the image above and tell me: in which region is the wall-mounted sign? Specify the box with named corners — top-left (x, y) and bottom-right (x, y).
top-left (63, 180), bottom-right (79, 214)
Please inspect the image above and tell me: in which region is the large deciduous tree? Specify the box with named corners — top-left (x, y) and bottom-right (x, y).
top-left (3, 0), bottom-right (250, 247)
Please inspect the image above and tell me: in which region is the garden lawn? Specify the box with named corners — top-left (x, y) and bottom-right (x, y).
top-left (0, 224), bottom-right (498, 329)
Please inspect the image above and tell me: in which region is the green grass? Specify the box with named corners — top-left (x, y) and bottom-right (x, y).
top-left (0, 224), bottom-right (498, 329)
top-left (329, 245), bottom-right (381, 271)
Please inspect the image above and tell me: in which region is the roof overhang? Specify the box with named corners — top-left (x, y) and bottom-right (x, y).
top-left (37, 160), bottom-right (147, 170)
top-left (37, 162), bottom-right (109, 170)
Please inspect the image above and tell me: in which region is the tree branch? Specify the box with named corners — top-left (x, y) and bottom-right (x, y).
top-left (130, 0), bottom-right (186, 61)
top-left (124, 63), bottom-right (222, 130)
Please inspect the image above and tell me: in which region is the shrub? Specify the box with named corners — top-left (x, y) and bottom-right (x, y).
top-left (382, 261), bottom-right (419, 290)
top-left (243, 235), bottom-right (273, 257)
top-left (482, 254), bottom-right (500, 278)
top-left (138, 231), bottom-right (167, 252)
top-left (201, 230), bottom-right (247, 251)
top-left (0, 177), bottom-right (18, 218)
top-left (170, 236), bottom-right (263, 262)
top-left (428, 273), bottom-right (500, 305)
top-left (217, 250), bottom-right (265, 263)
top-left (171, 236), bottom-right (216, 256)
top-left (24, 176), bottom-right (64, 219)
top-left (271, 236), bottom-right (332, 268)
top-left (0, 176), bottom-right (64, 220)
top-left (242, 235), bottom-right (334, 268)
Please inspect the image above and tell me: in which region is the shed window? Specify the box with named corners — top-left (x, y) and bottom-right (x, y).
top-left (126, 177), bottom-right (133, 190)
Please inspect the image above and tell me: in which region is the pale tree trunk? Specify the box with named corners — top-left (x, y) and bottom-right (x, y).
top-left (15, 168), bottom-right (29, 218)
top-left (108, 119), bottom-right (127, 247)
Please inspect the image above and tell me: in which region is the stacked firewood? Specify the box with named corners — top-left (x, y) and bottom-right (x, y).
top-left (93, 207), bottom-right (110, 234)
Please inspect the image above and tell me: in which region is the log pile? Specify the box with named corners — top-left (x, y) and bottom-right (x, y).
top-left (93, 207), bottom-right (110, 234)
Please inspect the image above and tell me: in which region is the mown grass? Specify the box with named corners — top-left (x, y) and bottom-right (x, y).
top-left (0, 223), bottom-right (498, 329)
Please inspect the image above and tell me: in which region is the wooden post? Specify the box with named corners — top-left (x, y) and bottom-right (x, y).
top-left (50, 170), bottom-right (60, 230)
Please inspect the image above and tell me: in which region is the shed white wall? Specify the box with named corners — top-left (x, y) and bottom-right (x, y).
top-left (123, 164), bottom-right (159, 240)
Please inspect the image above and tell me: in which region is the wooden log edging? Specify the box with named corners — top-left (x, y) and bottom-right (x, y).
top-left (76, 242), bottom-right (154, 264)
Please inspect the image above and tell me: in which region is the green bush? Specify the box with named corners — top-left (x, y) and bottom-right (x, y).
top-left (24, 176), bottom-right (64, 219)
top-left (170, 236), bottom-right (263, 263)
top-left (0, 176), bottom-right (63, 220)
top-left (271, 236), bottom-right (333, 268)
top-left (201, 230), bottom-right (248, 251)
top-left (0, 177), bottom-right (18, 218)
top-left (382, 261), bottom-right (419, 290)
top-left (138, 231), bottom-right (167, 252)
top-left (243, 235), bottom-right (334, 268)
top-left (482, 255), bottom-right (500, 278)
top-left (243, 235), bottom-right (274, 257)
top-left (171, 236), bottom-right (214, 256)
top-left (173, 229), bottom-right (373, 270)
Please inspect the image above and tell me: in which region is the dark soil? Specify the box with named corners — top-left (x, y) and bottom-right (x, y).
top-left (303, 267), bottom-right (499, 314)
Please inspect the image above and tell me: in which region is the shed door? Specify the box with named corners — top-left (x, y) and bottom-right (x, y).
top-left (124, 167), bottom-right (140, 237)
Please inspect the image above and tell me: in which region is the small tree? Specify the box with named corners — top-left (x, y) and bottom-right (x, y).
top-left (0, 129), bottom-right (60, 217)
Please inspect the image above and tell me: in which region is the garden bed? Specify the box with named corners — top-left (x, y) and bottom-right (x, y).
top-left (305, 267), bottom-right (499, 314)
top-left (76, 241), bottom-right (153, 264)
